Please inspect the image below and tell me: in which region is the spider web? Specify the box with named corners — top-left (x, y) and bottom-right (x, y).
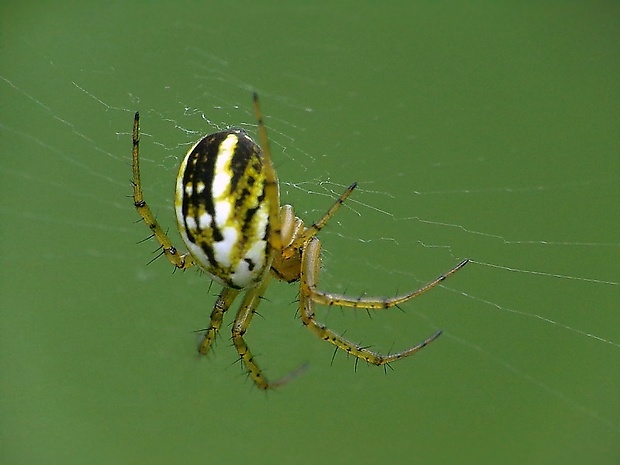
top-left (1, 9), bottom-right (619, 463)
top-left (3, 54), bottom-right (618, 421)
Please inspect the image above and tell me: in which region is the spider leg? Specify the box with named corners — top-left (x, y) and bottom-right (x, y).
top-left (229, 275), bottom-right (275, 389)
top-left (304, 236), bottom-right (469, 309)
top-left (253, 93), bottom-right (282, 253)
top-left (132, 112), bottom-right (196, 270)
top-left (198, 287), bottom-right (240, 356)
top-left (229, 273), bottom-right (307, 390)
top-left (286, 182), bottom-right (357, 255)
top-left (299, 236), bottom-right (458, 365)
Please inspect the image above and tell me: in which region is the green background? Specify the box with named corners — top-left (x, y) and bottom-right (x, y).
top-left (2, 1), bottom-right (618, 464)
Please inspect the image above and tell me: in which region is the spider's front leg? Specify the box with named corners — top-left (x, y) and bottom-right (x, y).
top-left (132, 111), bottom-right (196, 270)
top-left (299, 237), bottom-right (443, 366)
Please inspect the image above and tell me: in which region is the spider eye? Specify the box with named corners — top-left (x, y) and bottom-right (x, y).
top-left (174, 129), bottom-right (271, 289)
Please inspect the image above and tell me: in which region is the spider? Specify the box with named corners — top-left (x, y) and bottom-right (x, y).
top-left (131, 93), bottom-right (469, 390)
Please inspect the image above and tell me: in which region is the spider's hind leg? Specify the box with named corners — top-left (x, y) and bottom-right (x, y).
top-left (229, 275), bottom-right (308, 390)
top-left (198, 287), bottom-right (240, 356)
top-left (229, 279), bottom-right (271, 389)
top-left (131, 112), bottom-right (196, 270)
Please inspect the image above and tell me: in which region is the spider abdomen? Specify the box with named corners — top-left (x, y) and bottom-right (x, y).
top-left (174, 129), bottom-right (271, 289)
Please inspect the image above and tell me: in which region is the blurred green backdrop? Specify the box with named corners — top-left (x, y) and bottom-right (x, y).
top-left (1, 1), bottom-right (618, 464)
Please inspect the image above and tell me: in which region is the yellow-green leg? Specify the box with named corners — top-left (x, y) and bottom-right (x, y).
top-left (252, 93), bottom-right (282, 253)
top-left (303, 236), bottom-right (468, 309)
top-left (198, 287), bottom-right (240, 355)
top-left (132, 111), bottom-right (196, 270)
top-left (285, 182), bottom-right (357, 258)
top-left (299, 236), bottom-right (445, 366)
top-left (230, 276), bottom-right (272, 389)
top-left (228, 274), bottom-right (307, 390)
